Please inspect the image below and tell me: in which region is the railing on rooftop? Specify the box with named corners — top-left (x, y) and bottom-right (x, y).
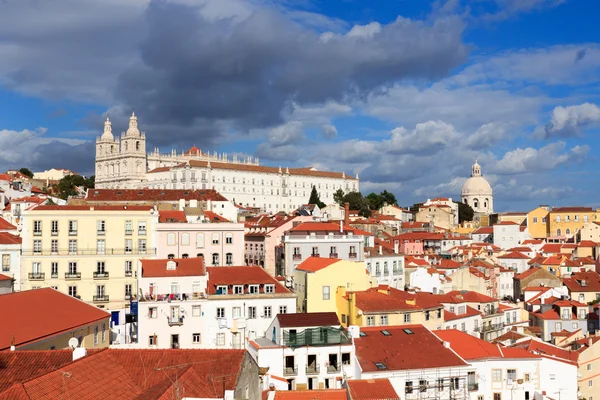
top-left (481, 322), bottom-right (504, 332)
top-left (283, 327), bottom-right (351, 348)
top-left (140, 292), bottom-right (207, 302)
top-left (168, 317), bottom-right (184, 326)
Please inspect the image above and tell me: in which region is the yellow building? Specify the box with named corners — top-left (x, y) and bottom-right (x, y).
top-left (576, 222), bottom-right (600, 243)
top-left (577, 336), bottom-right (600, 400)
top-left (562, 271), bottom-right (600, 304)
top-left (547, 206), bottom-right (600, 239)
top-left (294, 257), bottom-right (372, 315)
top-left (21, 205), bottom-right (158, 309)
top-left (0, 288), bottom-right (110, 350)
top-left (526, 206), bottom-right (550, 239)
top-left (337, 286), bottom-right (444, 330)
top-left (497, 212), bottom-right (527, 225)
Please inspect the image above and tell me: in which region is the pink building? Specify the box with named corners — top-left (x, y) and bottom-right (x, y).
top-left (156, 210), bottom-right (245, 266)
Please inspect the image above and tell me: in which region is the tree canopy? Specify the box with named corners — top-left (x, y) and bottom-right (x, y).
top-left (52, 175), bottom-right (95, 200)
top-left (333, 189), bottom-right (398, 218)
top-left (308, 186), bottom-right (326, 209)
top-left (19, 168), bottom-right (33, 178)
top-left (455, 201), bottom-right (474, 223)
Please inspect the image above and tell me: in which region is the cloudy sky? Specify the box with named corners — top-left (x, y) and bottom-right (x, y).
top-left (0, 0), bottom-right (599, 211)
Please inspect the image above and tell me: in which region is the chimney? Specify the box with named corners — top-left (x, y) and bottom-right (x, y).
top-left (379, 245), bottom-right (382, 255)
top-left (178, 198), bottom-right (185, 211)
top-left (72, 347), bottom-right (87, 361)
top-left (339, 220), bottom-right (343, 233)
top-left (344, 202), bottom-right (350, 226)
top-left (590, 338), bottom-right (593, 347)
top-left (394, 242), bottom-right (399, 254)
top-left (269, 384), bottom-right (275, 392)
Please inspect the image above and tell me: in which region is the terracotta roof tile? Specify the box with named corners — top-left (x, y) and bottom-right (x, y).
top-left (296, 257), bottom-right (341, 273)
top-left (158, 210), bottom-right (187, 223)
top-left (86, 188), bottom-right (228, 202)
top-left (141, 258), bottom-right (205, 278)
top-left (274, 389), bottom-right (348, 399)
top-left (497, 251), bottom-right (530, 260)
top-left (355, 325), bottom-right (468, 372)
top-left (551, 206), bottom-right (594, 212)
top-left (0, 232), bottom-right (21, 245)
top-left (0, 289), bottom-right (110, 350)
top-left (32, 205), bottom-right (152, 211)
top-left (347, 378), bottom-right (400, 400)
top-left (435, 330), bottom-right (538, 360)
top-left (277, 312), bottom-right (340, 328)
top-left (203, 211), bottom-right (230, 222)
top-left (512, 339), bottom-right (579, 364)
top-left (514, 267), bottom-right (542, 280)
top-left (563, 271), bottom-right (600, 292)
top-left (0, 218), bottom-right (16, 231)
top-left (206, 266), bottom-right (290, 295)
top-left (443, 305), bottom-right (482, 321)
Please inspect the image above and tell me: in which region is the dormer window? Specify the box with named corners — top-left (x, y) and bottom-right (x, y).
top-left (579, 309), bottom-right (587, 319)
top-left (561, 308), bottom-right (571, 320)
top-left (216, 285), bottom-right (228, 295)
top-left (249, 285), bottom-right (259, 294)
top-left (233, 285), bottom-right (244, 294)
top-left (264, 284), bottom-right (275, 294)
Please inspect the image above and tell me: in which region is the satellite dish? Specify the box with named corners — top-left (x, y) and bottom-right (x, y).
top-left (68, 337), bottom-right (79, 349)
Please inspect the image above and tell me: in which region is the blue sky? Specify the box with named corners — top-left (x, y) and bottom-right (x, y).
top-left (0, 0), bottom-right (599, 211)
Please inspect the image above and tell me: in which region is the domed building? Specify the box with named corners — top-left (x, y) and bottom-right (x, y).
top-left (461, 160), bottom-right (493, 214)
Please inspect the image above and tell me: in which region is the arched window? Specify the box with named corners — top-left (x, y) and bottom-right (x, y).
top-left (556, 229), bottom-right (562, 237)
top-left (125, 142), bottom-right (128, 151)
top-left (136, 141), bottom-right (140, 151)
top-left (167, 233), bottom-right (176, 246)
top-left (212, 233), bottom-right (219, 245)
top-left (565, 228), bottom-right (571, 236)
top-left (168, 254), bottom-right (175, 259)
top-left (463, 199), bottom-right (467, 204)
top-left (226, 253), bottom-right (233, 265)
top-left (197, 253), bottom-right (204, 259)
top-left (182, 253), bottom-right (189, 259)
top-left (212, 253), bottom-right (219, 266)
top-left (111, 145), bottom-right (114, 153)
top-left (473, 198), bottom-right (479, 208)
top-left (181, 233), bottom-right (190, 246)
top-left (196, 233), bottom-right (205, 248)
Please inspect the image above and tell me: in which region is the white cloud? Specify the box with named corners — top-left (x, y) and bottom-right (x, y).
top-left (385, 120), bottom-right (458, 154)
top-left (493, 141), bottom-right (588, 174)
top-left (465, 122), bottom-right (509, 149)
top-left (347, 22), bottom-right (382, 38)
top-left (535, 102), bottom-right (600, 138)
top-left (321, 124), bottom-right (338, 139)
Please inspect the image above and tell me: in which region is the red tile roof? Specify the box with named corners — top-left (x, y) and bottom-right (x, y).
top-left (141, 258), bottom-right (206, 278)
top-left (443, 305), bottom-right (482, 321)
top-left (523, 239), bottom-right (543, 245)
top-left (0, 288), bottom-right (110, 350)
top-left (436, 258), bottom-right (462, 269)
top-left (0, 218), bottom-right (16, 231)
top-left (351, 287), bottom-right (443, 313)
top-left (562, 270), bottom-right (600, 292)
top-left (514, 267), bottom-right (542, 280)
top-left (512, 339), bottom-right (579, 364)
top-left (495, 221), bottom-right (519, 225)
top-left (355, 325), bottom-right (468, 372)
top-left (289, 222), bottom-right (351, 233)
top-left (158, 210), bottom-right (187, 223)
top-left (497, 251), bottom-right (530, 259)
top-left (0, 274), bottom-right (12, 281)
top-left (472, 226), bottom-right (493, 234)
top-left (540, 243), bottom-right (563, 254)
top-left (435, 330), bottom-right (538, 360)
top-left (87, 188), bottom-right (228, 202)
top-left (347, 378), bottom-right (400, 400)
top-left (551, 206), bottom-right (595, 212)
top-left (273, 389), bottom-right (348, 399)
top-left (206, 266), bottom-right (291, 295)
top-left (0, 232), bottom-right (21, 245)
top-left (439, 290), bottom-right (496, 304)
top-left (578, 240), bottom-right (598, 247)
top-left (296, 257), bottom-right (341, 273)
top-left (1, 348), bottom-right (248, 399)
top-left (32, 205), bottom-right (152, 211)
top-left (277, 312), bottom-right (340, 328)
top-left (203, 210), bottom-right (230, 222)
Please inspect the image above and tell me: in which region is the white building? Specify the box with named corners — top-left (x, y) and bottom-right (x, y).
top-left (279, 222), bottom-right (369, 277)
top-left (364, 245), bottom-right (404, 289)
top-left (95, 114), bottom-right (358, 213)
top-left (0, 232), bottom-right (21, 291)
top-left (409, 266), bottom-right (452, 294)
top-left (33, 168), bottom-right (74, 182)
top-left (493, 222), bottom-right (530, 250)
top-left (248, 312), bottom-right (354, 391)
top-left (136, 259), bottom-right (296, 350)
top-left (461, 160), bottom-right (493, 214)
top-left (497, 251), bottom-right (531, 274)
top-left (423, 198), bottom-right (459, 226)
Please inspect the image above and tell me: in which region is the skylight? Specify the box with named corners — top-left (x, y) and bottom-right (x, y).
top-left (403, 328), bottom-right (414, 334)
top-left (381, 330), bottom-right (391, 336)
top-left (359, 331), bottom-right (367, 337)
top-left (374, 362), bottom-right (387, 370)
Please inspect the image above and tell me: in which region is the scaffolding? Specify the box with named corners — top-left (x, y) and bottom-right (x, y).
top-left (384, 367), bottom-right (475, 400)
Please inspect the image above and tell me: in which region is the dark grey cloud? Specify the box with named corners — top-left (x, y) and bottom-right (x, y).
top-left (31, 141), bottom-right (96, 177)
top-left (575, 48), bottom-right (587, 63)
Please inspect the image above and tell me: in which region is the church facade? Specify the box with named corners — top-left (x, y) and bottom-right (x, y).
top-left (95, 113), bottom-right (359, 213)
top-left (461, 160), bottom-right (494, 214)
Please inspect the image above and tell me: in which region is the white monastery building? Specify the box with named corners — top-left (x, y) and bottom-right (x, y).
top-left (461, 160), bottom-right (493, 214)
top-left (95, 114), bottom-right (359, 213)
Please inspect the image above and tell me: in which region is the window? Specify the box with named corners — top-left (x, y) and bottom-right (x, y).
top-left (249, 284), bottom-right (259, 294)
top-left (2, 254), bottom-right (10, 272)
top-left (102, 324), bottom-right (106, 342)
top-left (533, 217), bottom-right (538, 223)
top-left (248, 306), bottom-right (257, 319)
top-left (405, 381), bottom-right (413, 394)
top-left (51, 262), bottom-right (58, 277)
top-left (217, 307), bottom-right (225, 318)
top-left (181, 233), bottom-right (190, 246)
top-left (212, 233), bottom-right (219, 244)
top-left (312, 246), bottom-right (319, 256)
top-left (212, 253), bottom-right (219, 265)
top-left (524, 373), bottom-right (530, 382)
top-left (33, 220), bottom-right (42, 235)
top-left (97, 239), bottom-right (105, 254)
top-left (192, 305), bottom-right (201, 317)
top-left (265, 284), bottom-right (275, 294)
top-left (589, 380), bottom-right (593, 387)
top-left (138, 221), bottom-right (146, 234)
top-left (68, 286), bottom-right (77, 297)
top-left (380, 315), bottom-right (388, 325)
top-left (588, 364), bottom-right (592, 371)
top-left (68, 239), bottom-right (77, 254)
top-left (419, 380), bottom-right (427, 392)
top-left (555, 215), bottom-right (561, 222)
top-left (149, 335), bottom-right (157, 346)
top-left (192, 333), bottom-right (201, 343)
top-left (584, 215), bottom-right (589, 222)
top-left (125, 220), bottom-right (133, 234)
top-left (226, 253), bottom-right (233, 265)
top-left (322, 286), bottom-right (330, 300)
top-left (68, 261), bottom-right (78, 274)
top-left (125, 284), bottom-right (132, 298)
top-left (575, 215), bottom-right (579, 222)
top-left (138, 239), bottom-right (147, 254)
top-left (507, 369), bottom-right (516, 381)
top-left (279, 305), bottom-right (287, 314)
top-left (404, 313), bottom-right (411, 323)
top-left (233, 285), bottom-right (243, 294)
top-left (216, 285), bottom-right (227, 294)
top-left (492, 369), bottom-right (502, 381)
top-left (51, 239), bottom-right (58, 254)
top-left (69, 220), bottom-right (77, 235)
top-left (366, 316), bottom-right (375, 326)
top-left (375, 262), bottom-right (381, 276)
top-left (125, 261), bottom-right (133, 275)
top-left (196, 233), bottom-right (204, 248)
top-left (125, 239), bottom-right (132, 253)
top-left (51, 220), bottom-right (58, 235)
top-left (562, 308), bottom-right (570, 319)
top-left (97, 220), bottom-right (105, 234)
top-left (226, 233), bottom-right (233, 244)
top-left (264, 306), bottom-right (272, 318)
top-left (33, 240), bottom-right (42, 254)
top-left (149, 307), bottom-right (157, 318)
top-left (330, 246), bottom-right (337, 255)
top-left (216, 333), bottom-right (225, 346)
top-left (94, 326), bottom-right (98, 345)
top-left (461, 322), bottom-right (466, 331)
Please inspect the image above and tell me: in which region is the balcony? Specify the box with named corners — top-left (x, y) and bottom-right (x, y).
top-left (93, 295), bottom-right (110, 303)
top-left (171, 178), bottom-right (177, 183)
top-left (69, 230), bottom-right (78, 236)
top-left (65, 272), bottom-right (81, 280)
top-left (28, 272), bottom-right (45, 280)
top-left (93, 271), bottom-right (110, 279)
top-left (125, 294), bottom-right (132, 300)
top-left (311, 253), bottom-right (320, 258)
top-left (481, 322), bottom-right (504, 332)
top-left (306, 365), bottom-right (320, 375)
top-left (293, 254), bottom-right (302, 260)
top-left (51, 273), bottom-right (58, 279)
top-left (22, 248), bottom-right (157, 256)
top-left (201, 178), bottom-right (207, 183)
top-left (139, 230), bottom-right (146, 236)
top-left (33, 231), bottom-right (42, 236)
top-left (349, 252), bottom-right (357, 258)
top-left (125, 229), bottom-right (133, 235)
top-left (329, 253), bottom-right (338, 258)
top-left (51, 230), bottom-right (58, 236)
top-left (327, 362), bottom-right (341, 373)
top-left (168, 317), bottom-right (184, 326)
top-left (468, 383), bottom-right (479, 391)
top-left (125, 271), bottom-right (133, 277)
top-left (97, 230), bottom-right (106, 236)
top-left (283, 365), bottom-right (298, 376)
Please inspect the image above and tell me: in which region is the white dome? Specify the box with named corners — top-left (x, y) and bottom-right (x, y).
top-left (462, 176), bottom-right (492, 196)
top-left (100, 117), bottom-right (114, 141)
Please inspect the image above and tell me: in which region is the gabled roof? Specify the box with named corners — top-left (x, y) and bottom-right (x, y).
top-left (277, 312), bottom-right (340, 328)
top-left (158, 210), bottom-right (187, 223)
top-left (436, 258), bottom-right (462, 269)
top-left (347, 378), bottom-right (400, 400)
top-left (498, 251), bottom-right (530, 260)
top-left (514, 267), bottom-right (542, 280)
top-left (439, 290), bottom-right (496, 304)
top-left (203, 210), bottom-right (230, 222)
top-left (512, 339), bottom-right (579, 364)
top-left (141, 258), bottom-right (205, 278)
top-left (563, 271), bottom-right (600, 292)
top-left (206, 266), bottom-right (291, 295)
top-left (296, 257), bottom-right (341, 273)
top-left (0, 289), bottom-right (109, 350)
top-left (0, 232), bottom-right (21, 245)
top-left (0, 218), bottom-right (16, 231)
top-left (354, 325), bottom-right (468, 372)
top-left (435, 329), bottom-right (538, 360)
top-left (472, 226), bottom-right (493, 234)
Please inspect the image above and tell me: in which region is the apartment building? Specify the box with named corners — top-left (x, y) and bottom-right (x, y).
top-left (279, 222), bottom-right (369, 276)
top-left (248, 312), bottom-right (353, 391)
top-left (20, 205), bottom-right (158, 309)
top-left (493, 221), bottom-right (530, 250)
top-left (529, 299), bottom-right (591, 341)
top-left (136, 260), bottom-right (296, 350)
top-left (364, 243), bottom-right (405, 289)
top-left (0, 232), bottom-right (21, 290)
top-left (562, 270), bottom-right (600, 303)
top-left (547, 206), bottom-right (600, 240)
top-left (156, 210), bottom-right (244, 265)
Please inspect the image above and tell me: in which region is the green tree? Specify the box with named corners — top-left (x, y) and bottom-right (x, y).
top-left (53, 174), bottom-right (94, 200)
top-left (456, 201), bottom-right (475, 223)
top-left (19, 168), bottom-right (33, 178)
top-left (342, 191), bottom-right (371, 218)
top-left (366, 192), bottom-right (384, 211)
top-left (379, 190), bottom-right (397, 206)
top-left (333, 189), bottom-right (345, 205)
top-left (308, 186), bottom-right (326, 209)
